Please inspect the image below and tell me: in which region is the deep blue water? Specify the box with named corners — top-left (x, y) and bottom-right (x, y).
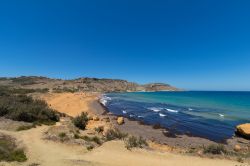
top-left (101, 91), bottom-right (250, 142)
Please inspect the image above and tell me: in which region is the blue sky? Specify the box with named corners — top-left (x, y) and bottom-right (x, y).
top-left (0, 0), bottom-right (250, 90)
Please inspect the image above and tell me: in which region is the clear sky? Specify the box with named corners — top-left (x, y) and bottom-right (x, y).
top-left (0, 0), bottom-right (250, 91)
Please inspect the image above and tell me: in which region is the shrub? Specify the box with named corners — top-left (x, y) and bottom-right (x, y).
top-left (58, 132), bottom-right (68, 142)
top-left (16, 124), bottom-right (36, 131)
top-left (81, 135), bottom-right (102, 145)
top-left (74, 133), bottom-right (80, 139)
top-left (0, 86), bottom-right (49, 95)
top-left (86, 145), bottom-right (94, 151)
top-left (0, 135), bottom-right (27, 162)
top-left (94, 126), bottom-right (104, 133)
top-left (203, 144), bottom-right (228, 155)
top-left (125, 136), bottom-right (148, 150)
top-left (82, 135), bottom-right (92, 142)
top-left (52, 87), bottom-right (79, 93)
top-left (72, 112), bottom-right (89, 130)
top-left (105, 129), bottom-right (128, 141)
top-left (0, 92), bottom-right (59, 124)
top-left (58, 132), bottom-right (66, 138)
top-left (91, 136), bottom-right (102, 145)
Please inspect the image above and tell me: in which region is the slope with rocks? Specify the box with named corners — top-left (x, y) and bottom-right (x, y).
top-left (0, 76), bottom-right (179, 92)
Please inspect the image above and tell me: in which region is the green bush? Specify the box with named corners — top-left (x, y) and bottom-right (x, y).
top-left (72, 112), bottom-right (89, 130)
top-left (82, 135), bottom-right (91, 141)
top-left (0, 86), bottom-right (48, 95)
top-left (86, 145), bottom-right (94, 151)
top-left (203, 144), bottom-right (228, 155)
top-left (52, 87), bottom-right (78, 93)
top-left (91, 136), bottom-right (102, 145)
top-left (125, 136), bottom-right (148, 150)
top-left (94, 126), bottom-right (104, 133)
top-left (58, 132), bottom-right (66, 138)
top-left (0, 135), bottom-right (27, 162)
top-left (16, 124), bottom-right (36, 131)
top-left (0, 91), bottom-right (59, 124)
top-left (105, 129), bottom-right (128, 141)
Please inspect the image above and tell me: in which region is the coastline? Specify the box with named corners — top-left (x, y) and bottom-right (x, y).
top-left (97, 93), bottom-right (250, 152)
top-left (33, 92), bottom-right (249, 165)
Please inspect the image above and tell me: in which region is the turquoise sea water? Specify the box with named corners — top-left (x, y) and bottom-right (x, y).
top-left (102, 91), bottom-right (250, 142)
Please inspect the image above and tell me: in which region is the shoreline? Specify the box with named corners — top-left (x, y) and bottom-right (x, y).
top-left (97, 94), bottom-right (250, 151)
top-left (36, 92), bottom-right (250, 164)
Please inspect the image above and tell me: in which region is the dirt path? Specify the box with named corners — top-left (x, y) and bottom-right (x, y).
top-left (0, 125), bottom-right (91, 166)
top-left (0, 125), bottom-right (240, 166)
top-left (82, 141), bottom-right (239, 166)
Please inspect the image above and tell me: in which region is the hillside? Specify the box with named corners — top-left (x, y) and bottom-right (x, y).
top-left (0, 76), bottom-right (178, 92)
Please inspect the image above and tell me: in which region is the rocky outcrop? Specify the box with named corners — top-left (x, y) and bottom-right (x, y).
top-left (142, 83), bottom-right (179, 91)
top-left (117, 117), bottom-right (124, 125)
top-left (236, 123), bottom-right (250, 139)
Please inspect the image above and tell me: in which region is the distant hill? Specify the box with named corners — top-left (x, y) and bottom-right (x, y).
top-left (0, 76), bottom-right (179, 92)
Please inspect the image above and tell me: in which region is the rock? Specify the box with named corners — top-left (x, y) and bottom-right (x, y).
top-left (236, 123), bottom-right (250, 139)
top-left (93, 116), bottom-right (99, 121)
top-left (234, 144), bottom-right (241, 152)
top-left (88, 115), bottom-right (93, 120)
top-left (117, 117), bottom-right (124, 125)
top-left (112, 117), bottom-right (118, 120)
top-left (197, 150), bottom-right (203, 156)
top-left (102, 117), bottom-right (110, 122)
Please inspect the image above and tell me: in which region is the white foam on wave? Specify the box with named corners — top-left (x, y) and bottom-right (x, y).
top-left (159, 113), bottom-right (166, 117)
top-left (138, 115), bottom-right (144, 118)
top-left (219, 114), bottom-right (225, 117)
top-left (148, 107), bottom-right (162, 112)
top-left (188, 108), bottom-right (193, 111)
top-left (100, 95), bottom-right (111, 106)
top-left (129, 114), bottom-right (135, 118)
top-left (166, 108), bottom-right (178, 113)
top-left (122, 110), bottom-right (127, 114)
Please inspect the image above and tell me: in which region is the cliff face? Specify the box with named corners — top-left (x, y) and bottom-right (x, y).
top-left (0, 76), bottom-right (178, 92)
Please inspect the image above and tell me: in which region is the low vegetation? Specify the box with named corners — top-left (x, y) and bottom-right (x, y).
top-left (105, 128), bottom-right (128, 141)
top-left (16, 124), bottom-right (36, 131)
top-left (52, 87), bottom-right (79, 93)
top-left (72, 112), bottom-right (89, 130)
top-left (0, 89), bottom-right (59, 125)
top-left (0, 86), bottom-right (48, 95)
top-left (94, 126), bottom-right (104, 133)
top-left (82, 135), bottom-right (102, 145)
top-left (203, 144), bottom-right (228, 155)
top-left (0, 135), bottom-right (27, 162)
top-left (125, 136), bottom-right (148, 150)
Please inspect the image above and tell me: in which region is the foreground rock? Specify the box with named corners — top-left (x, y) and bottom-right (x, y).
top-left (234, 144), bottom-right (241, 152)
top-left (236, 123), bottom-right (250, 139)
top-left (117, 117), bottom-right (124, 125)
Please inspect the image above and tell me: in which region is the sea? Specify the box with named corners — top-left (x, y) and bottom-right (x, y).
top-left (100, 91), bottom-right (250, 142)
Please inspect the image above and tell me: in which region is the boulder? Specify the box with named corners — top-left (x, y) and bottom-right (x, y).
top-left (234, 145), bottom-right (241, 152)
top-left (117, 117), bottom-right (124, 125)
top-left (236, 123), bottom-right (250, 139)
top-left (93, 116), bottom-right (99, 121)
